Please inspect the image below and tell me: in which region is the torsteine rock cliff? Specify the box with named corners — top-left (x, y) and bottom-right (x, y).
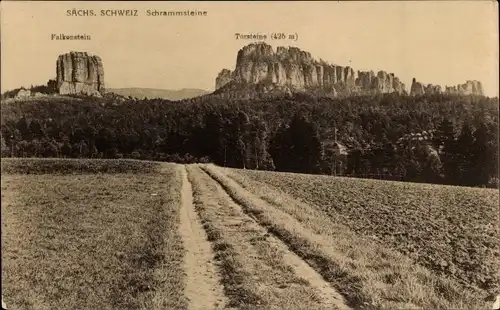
top-left (56, 52), bottom-right (105, 96)
top-left (410, 78), bottom-right (483, 96)
top-left (214, 42), bottom-right (407, 97)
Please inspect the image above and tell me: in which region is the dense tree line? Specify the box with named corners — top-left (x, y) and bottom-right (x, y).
top-left (1, 92), bottom-right (498, 187)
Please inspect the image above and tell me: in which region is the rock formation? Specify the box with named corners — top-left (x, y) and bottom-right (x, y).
top-left (214, 42), bottom-right (486, 99)
top-left (410, 78), bottom-right (442, 96)
top-left (410, 78), bottom-right (425, 96)
top-left (358, 71), bottom-right (406, 94)
top-left (410, 78), bottom-right (483, 96)
top-left (215, 69), bottom-right (233, 90)
top-left (445, 80), bottom-right (484, 96)
top-left (214, 42), bottom-right (407, 97)
top-left (425, 84), bottom-right (442, 95)
top-left (56, 52), bottom-right (105, 96)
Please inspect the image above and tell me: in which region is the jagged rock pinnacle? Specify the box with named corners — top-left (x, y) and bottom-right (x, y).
top-left (56, 51), bottom-right (105, 97)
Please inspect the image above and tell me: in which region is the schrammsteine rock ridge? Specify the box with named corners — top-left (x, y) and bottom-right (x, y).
top-left (215, 42), bottom-right (407, 97)
top-left (56, 52), bottom-right (105, 96)
top-left (215, 42), bottom-right (485, 98)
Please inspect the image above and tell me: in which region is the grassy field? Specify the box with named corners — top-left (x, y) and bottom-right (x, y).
top-left (1, 159), bottom-right (186, 309)
top-left (1, 158), bottom-right (161, 174)
top-left (2, 158), bottom-right (498, 310)
top-left (225, 167), bottom-right (499, 306)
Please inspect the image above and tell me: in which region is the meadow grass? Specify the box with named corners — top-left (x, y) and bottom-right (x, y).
top-left (206, 165), bottom-right (494, 309)
top-left (232, 168), bottom-right (500, 299)
top-left (1, 160), bottom-right (187, 309)
top-left (1, 158), bottom-right (161, 174)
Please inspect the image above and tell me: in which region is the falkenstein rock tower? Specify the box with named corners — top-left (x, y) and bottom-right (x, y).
top-left (56, 52), bottom-right (105, 96)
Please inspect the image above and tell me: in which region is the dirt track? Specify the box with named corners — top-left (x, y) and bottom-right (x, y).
top-left (179, 164), bottom-right (350, 309)
top-left (179, 166), bottom-right (227, 310)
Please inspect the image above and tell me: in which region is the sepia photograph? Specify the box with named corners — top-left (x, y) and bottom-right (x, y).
top-left (1, 1), bottom-right (499, 309)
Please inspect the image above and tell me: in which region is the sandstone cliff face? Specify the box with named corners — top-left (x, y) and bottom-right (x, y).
top-left (215, 42), bottom-right (406, 97)
top-left (410, 78), bottom-right (428, 96)
top-left (215, 42), bottom-right (486, 99)
top-left (56, 52), bottom-right (105, 96)
top-left (215, 69), bottom-right (233, 90)
top-left (424, 84), bottom-right (442, 95)
top-left (445, 80), bottom-right (484, 96)
top-left (357, 71), bottom-right (406, 94)
top-left (410, 78), bottom-right (483, 96)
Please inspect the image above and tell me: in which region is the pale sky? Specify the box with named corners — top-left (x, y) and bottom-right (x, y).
top-left (1, 1), bottom-right (499, 96)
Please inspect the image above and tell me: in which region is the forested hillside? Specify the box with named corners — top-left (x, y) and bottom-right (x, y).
top-left (1, 93), bottom-right (498, 187)
top-left (108, 88), bottom-right (210, 101)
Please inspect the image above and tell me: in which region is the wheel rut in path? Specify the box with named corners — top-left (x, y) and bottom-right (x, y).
top-left (199, 166), bottom-right (351, 310)
top-left (179, 165), bottom-right (227, 310)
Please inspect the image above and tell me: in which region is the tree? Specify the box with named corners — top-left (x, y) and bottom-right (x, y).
top-left (29, 120), bottom-right (45, 139)
top-left (420, 145), bottom-right (442, 183)
top-left (16, 117), bottom-right (31, 141)
top-left (1, 134), bottom-right (9, 157)
top-left (434, 118), bottom-right (455, 148)
top-left (269, 124), bottom-right (291, 171)
top-left (16, 140), bottom-right (30, 157)
top-left (283, 112), bottom-right (322, 173)
top-left (246, 117), bottom-right (274, 170)
top-left (455, 122), bottom-right (475, 185)
top-left (437, 119), bottom-right (460, 185)
top-left (346, 148), bottom-right (362, 175)
top-left (382, 141), bottom-right (397, 174)
top-left (42, 138), bottom-right (60, 157)
top-left (61, 141), bottom-right (72, 158)
top-left (470, 122), bottom-right (496, 186)
top-left (96, 127), bottom-right (116, 156)
top-left (28, 139), bottom-right (43, 157)
top-left (235, 111), bottom-right (251, 168)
